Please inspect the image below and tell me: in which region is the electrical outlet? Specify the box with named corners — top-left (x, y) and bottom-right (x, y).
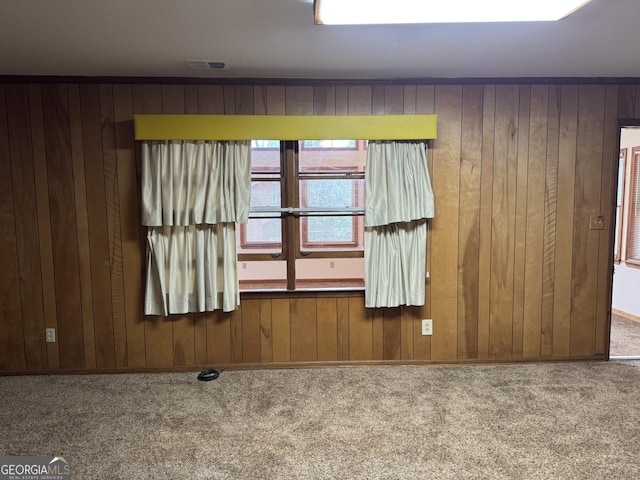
top-left (421, 319), bottom-right (432, 336)
top-left (46, 328), bottom-right (56, 343)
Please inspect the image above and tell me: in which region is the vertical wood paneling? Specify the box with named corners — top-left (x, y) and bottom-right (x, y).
top-left (400, 307), bottom-right (414, 360)
top-left (113, 84), bottom-right (146, 368)
top-left (570, 85), bottom-right (606, 356)
top-left (541, 86), bottom-right (560, 357)
top-left (348, 86), bottom-right (372, 114)
top-left (489, 85), bottom-right (519, 359)
top-left (230, 307), bottom-right (243, 363)
top-left (285, 86), bottom-right (313, 114)
top-left (67, 85), bottom-right (96, 369)
top-left (100, 85), bottom-right (128, 367)
top-left (314, 86), bottom-right (336, 115)
top-left (552, 85), bottom-right (579, 357)
top-left (523, 85), bottom-right (548, 358)
top-left (272, 299), bottom-right (290, 362)
top-left (512, 85), bottom-right (531, 359)
top-left (431, 85), bottom-right (462, 360)
top-left (383, 309), bottom-right (401, 360)
top-left (206, 310), bottom-right (231, 365)
top-left (5, 84), bottom-right (48, 369)
top-left (317, 298), bottom-right (338, 361)
top-left (0, 85), bottom-right (25, 371)
top-left (477, 85), bottom-right (495, 360)
top-left (0, 79), bottom-right (630, 373)
top-left (384, 86), bottom-right (404, 114)
top-left (260, 299), bottom-right (273, 363)
top-left (348, 297), bottom-right (372, 360)
top-left (81, 84), bottom-right (116, 368)
top-left (28, 84), bottom-right (60, 369)
top-left (42, 84), bottom-right (85, 369)
top-left (372, 85), bottom-right (385, 114)
top-left (197, 85), bottom-right (225, 114)
top-left (235, 85), bottom-right (254, 114)
top-left (335, 86), bottom-right (348, 115)
top-left (242, 299), bottom-right (262, 363)
top-left (337, 297), bottom-right (350, 360)
top-left (372, 309), bottom-right (384, 360)
top-left (266, 86), bottom-right (286, 114)
top-left (290, 298), bottom-right (318, 362)
top-left (457, 85), bottom-right (483, 359)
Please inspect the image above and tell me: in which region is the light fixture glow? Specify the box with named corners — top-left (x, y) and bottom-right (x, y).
top-left (314, 0), bottom-right (592, 25)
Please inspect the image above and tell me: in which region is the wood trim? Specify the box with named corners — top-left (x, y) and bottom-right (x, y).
top-left (612, 308), bottom-right (640, 323)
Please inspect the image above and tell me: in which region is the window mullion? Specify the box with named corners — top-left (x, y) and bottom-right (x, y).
top-left (284, 141), bottom-right (299, 290)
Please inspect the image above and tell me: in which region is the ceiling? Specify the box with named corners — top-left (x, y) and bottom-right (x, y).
top-left (1, 0), bottom-right (639, 80)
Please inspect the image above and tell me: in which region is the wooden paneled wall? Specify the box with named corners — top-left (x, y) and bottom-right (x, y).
top-left (0, 80), bottom-right (636, 373)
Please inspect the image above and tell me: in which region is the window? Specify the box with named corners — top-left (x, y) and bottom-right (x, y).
top-left (615, 149), bottom-right (627, 264)
top-left (238, 140), bottom-right (366, 290)
top-left (626, 147), bottom-right (640, 265)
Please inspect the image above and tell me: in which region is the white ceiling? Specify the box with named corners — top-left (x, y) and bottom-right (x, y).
top-left (1, 0), bottom-right (639, 80)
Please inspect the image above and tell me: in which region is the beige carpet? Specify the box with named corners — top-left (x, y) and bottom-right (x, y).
top-left (610, 314), bottom-right (640, 357)
top-left (1, 362), bottom-right (640, 479)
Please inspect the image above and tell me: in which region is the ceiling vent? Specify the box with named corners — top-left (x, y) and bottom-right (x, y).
top-left (186, 60), bottom-right (229, 70)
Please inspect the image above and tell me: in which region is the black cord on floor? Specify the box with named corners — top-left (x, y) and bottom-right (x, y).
top-left (197, 368), bottom-right (224, 382)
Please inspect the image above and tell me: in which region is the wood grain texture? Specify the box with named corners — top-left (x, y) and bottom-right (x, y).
top-left (100, 85), bottom-right (128, 367)
top-left (541, 86), bottom-right (560, 357)
top-left (570, 85), bottom-right (606, 357)
top-left (522, 85), bottom-right (548, 358)
top-left (67, 85), bottom-right (96, 369)
top-left (552, 85), bottom-right (579, 357)
top-left (477, 85), bottom-right (496, 360)
top-left (42, 84), bottom-right (85, 369)
top-left (113, 84), bottom-right (146, 368)
top-left (512, 85), bottom-right (531, 360)
top-left (241, 299), bottom-right (262, 363)
top-left (457, 85), bottom-right (483, 360)
top-left (290, 298), bottom-right (318, 362)
top-left (0, 79), bottom-right (632, 373)
top-left (81, 84), bottom-right (116, 368)
top-left (431, 85), bottom-right (462, 360)
top-left (5, 84), bottom-right (48, 369)
top-left (0, 84), bottom-right (25, 371)
top-left (489, 85), bottom-right (519, 360)
top-left (317, 297), bottom-right (338, 361)
top-left (28, 83), bottom-right (60, 369)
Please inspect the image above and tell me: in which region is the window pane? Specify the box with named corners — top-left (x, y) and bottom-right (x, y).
top-left (251, 140), bottom-right (280, 173)
top-left (301, 215), bottom-right (363, 251)
top-left (301, 140), bottom-right (357, 149)
top-left (300, 179), bottom-right (363, 208)
top-left (238, 180), bottom-right (282, 253)
top-left (299, 139), bottom-right (366, 173)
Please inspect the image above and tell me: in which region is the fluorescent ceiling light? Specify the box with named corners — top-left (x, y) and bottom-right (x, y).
top-left (314, 0), bottom-right (592, 25)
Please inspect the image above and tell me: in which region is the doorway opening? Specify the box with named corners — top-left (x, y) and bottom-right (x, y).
top-left (610, 125), bottom-right (640, 359)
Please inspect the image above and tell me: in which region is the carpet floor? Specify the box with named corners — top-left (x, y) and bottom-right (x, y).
top-left (1, 361), bottom-right (640, 479)
top-left (610, 314), bottom-right (640, 357)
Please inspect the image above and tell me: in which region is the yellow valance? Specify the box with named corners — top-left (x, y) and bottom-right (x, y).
top-left (133, 114), bottom-right (437, 141)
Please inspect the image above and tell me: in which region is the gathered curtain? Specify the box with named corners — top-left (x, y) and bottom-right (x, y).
top-left (364, 141), bottom-right (434, 308)
top-left (142, 140), bottom-right (251, 315)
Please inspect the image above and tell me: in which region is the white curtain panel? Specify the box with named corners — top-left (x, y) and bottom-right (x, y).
top-left (141, 140), bottom-right (251, 315)
top-left (364, 141), bottom-right (434, 308)
top-left (144, 224), bottom-right (239, 315)
top-left (141, 140), bottom-right (251, 226)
